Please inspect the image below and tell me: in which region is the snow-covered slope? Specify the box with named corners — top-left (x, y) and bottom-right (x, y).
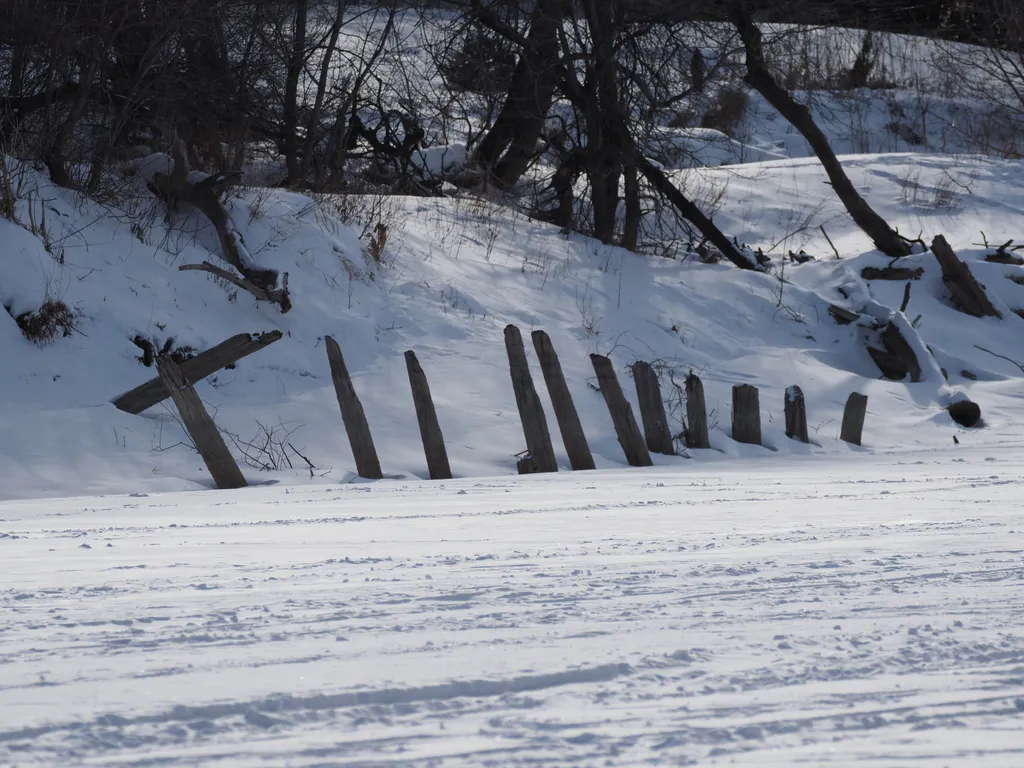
top-left (2, 150), bottom-right (1024, 500)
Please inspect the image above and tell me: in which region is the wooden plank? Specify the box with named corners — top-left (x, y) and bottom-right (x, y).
top-left (732, 384), bottom-right (762, 446)
top-left (113, 331), bottom-right (283, 414)
top-left (840, 392), bottom-right (868, 445)
top-left (590, 354), bottom-right (652, 467)
top-left (632, 361), bottom-right (674, 455)
top-left (784, 385), bottom-right (809, 443)
top-left (504, 325), bottom-right (558, 473)
top-left (530, 330), bottom-right (595, 471)
top-left (325, 335), bottom-right (383, 480)
top-left (685, 372), bottom-right (710, 449)
top-left (404, 351), bottom-right (452, 480)
top-left (155, 355), bottom-right (246, 490)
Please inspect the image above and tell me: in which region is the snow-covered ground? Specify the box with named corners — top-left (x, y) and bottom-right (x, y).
top-left (3, 448), bottom-right (1023, 766)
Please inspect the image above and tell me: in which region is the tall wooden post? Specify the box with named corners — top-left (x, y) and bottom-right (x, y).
top-left (325, 336), bottom-right (383, 479)
top-left (531, 330), bottom-right (595, 471)
top-left (685, 372), bottom-right (710, 449)
top-left (404, 351), bottom-right (452, 480)
top-left (155, 355), bottom-right (246, 490)
top-left (732, 384), bottom-right (762, 446)
top-left (632, 361), bottom-right (674, 455)
top-left (841, 392), bottom-right (868, 445)
top-left (504, 325), bottom-right (558, 473)
top-left (590, 354), bottom-right (652, 467)
top-left (784, 385), bottom-right (809, 443)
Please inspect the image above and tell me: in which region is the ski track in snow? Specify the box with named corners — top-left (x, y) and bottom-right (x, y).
top-left (2, 451), bottom-right (1024, 766)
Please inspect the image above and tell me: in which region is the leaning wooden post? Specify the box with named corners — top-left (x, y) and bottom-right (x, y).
top-left (590, 354), bottom-right (653, 467)
top-left (784, 385), bottom-right (809, 443)
top-left (404, 351), bottom-right (452, 480)
top-left (840, 392), bottom-right (868, 445)
top-left (504, 325), bottom-right (558, 474)
top-left (684, 372), bottom-right (710, 449)
top-left (155, 355), bottom-right (246, 490)
top-left (530, 330), bottom-right (595, 471)
top-left (632, 361), bottom-right (674, 455)
top-left (732, 384), bottom-right (762, 446)
top-left (325, 335), bottom-right (383, 479)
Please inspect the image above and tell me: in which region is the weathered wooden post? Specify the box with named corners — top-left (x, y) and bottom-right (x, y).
top-left (840, 392), bottom-right (868, 445)
top-left (590, 354), bottom-right (653, 467)
top-left (531, 330), bottom-right (595, 470)
top-left (685, 372), bottom-right (710, 449)
top-left (325, 335), bottom-right (383, 479)
top-left (404, 351), bottom-right (452, 480)
top-left (155, 355), bottom-right (246, 490)
top-left (113, 331), bottom-right (283, 414)
top-left (632, 361), bottom-right (674, 455)
top-left (784, 385), bottom-right (809, 443)
top-left (505, 325), bottom-right (558, 474)
top-left (732, 384), bottom-right (762, 446)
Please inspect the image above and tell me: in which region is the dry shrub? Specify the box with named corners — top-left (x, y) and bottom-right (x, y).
top-left (700, 89), bottom-right (750, 136)
top-left (12, 300), bottom-right (77, 344)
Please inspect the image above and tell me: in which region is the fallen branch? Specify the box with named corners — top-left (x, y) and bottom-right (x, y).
top-left (179, 262), bottom-right (290, 311)
top-left (861, 265), bottom-right (924, 281)
top-left (931, 235), bottom-right (1000, 318)
top-left (974, 344), bottom-right (1024, 375)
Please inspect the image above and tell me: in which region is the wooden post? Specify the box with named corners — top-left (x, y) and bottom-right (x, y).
top-left (590, 354), bottom-right (653, 467)
top-left (632, 361), bottom-right (674, 455)
top-left (685, 372), bottom-right (710, 449)
top-left (504, 325), bottom-right (558, 474)
top-left (325, 335), bottom-right (383, 479)
top-left (784, 385), bottom-right (809, 443)
top-left (155, 355), bottom-right (246, 490)
top-left (840, 392), bottom-right (868, 445)
top-left (404, 351), bottom-right (452, 480)
top-left (530, 330), bottom-right (595, 471)
top-left (113, 331), bottom-right (283, 414)
top-left (732, 384), bottom-right (762, 446)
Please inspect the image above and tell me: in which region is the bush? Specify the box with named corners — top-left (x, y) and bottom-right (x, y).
top-left (700, 89), bottom-right (750, 136)
top-left (11, 300), bottom-right (77, 345)
top-left (438, 24), bottom-right (516, 95)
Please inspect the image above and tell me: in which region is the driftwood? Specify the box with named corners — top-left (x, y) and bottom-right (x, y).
top-left (861, 265), bottom-right (924, 281)
top-left (731, 384), bottom-right (762, 445)
top-left (631, 361), bottom-right (674, 455)
top-left (531, 331), bottom-right (594, 470)
top-left (404, 351), bottom-right (452, 480)
top-left (148, 139), bottom-right (290, 313)
top-left (155, 355), bottom-right (246, 490)
top-left (931, 235), bottom-right (1001, 318)
top-left (867, 321), bottom-right (922, 382)
top-left (590, 354), bottom-right (652, 467)
top-left (113, 331), bottom-right (283, 414)
top-left (325, 335), bottom-right (382, 480)
top-left (684, 372), bottom-right (710, 449)
top-left (840, 392), bottom-right (868, 445)
top-left (784, 385), bottom-right (809, 443)
top-left (505, 325), bottom-right (558, 474)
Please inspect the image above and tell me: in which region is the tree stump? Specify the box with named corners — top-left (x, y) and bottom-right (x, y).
top-left (404, 351), bottom-right (452, 480)
top-left (155, 355), bottom-right (246, 490)
top-left (505, 325), bottom-right (558, 473)
top-left (325, 336), bottom-right (383, 480)
top-left (685, 372), bottom-right (710, 449)
top-left (531, 331), bottom-right (595, 470)
top-left (867, 321), bottom-right (922, 382)
top-left (948, 399), bottom-right (981, 428)
top-left (632, 361), bottom-right (674, 455)
top-left (590, 354), bottom-right (653, 467)
top-left (731, 384), bottom-right (762, 446)
top-left (784, 385), bottom-right (809, 443)
top-left (840, 392), bottom-right (868, 445)
top-left (931, 235), bottom-right (1001, 318)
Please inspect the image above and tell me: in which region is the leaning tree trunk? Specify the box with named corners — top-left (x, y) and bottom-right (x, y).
top-left (471, 3), bottom-right (561, 189)
top-left (731, 7), bottom-right (911, 258)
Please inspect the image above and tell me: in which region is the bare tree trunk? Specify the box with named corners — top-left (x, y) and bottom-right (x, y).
top-left (300, 0), bottom-right (346, 184)
top-left (283, 0), bottom-right (308, 184)
top-left (731, 7), bottom-right (911, 257)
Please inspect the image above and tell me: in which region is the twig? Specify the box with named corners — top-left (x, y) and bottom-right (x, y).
top-left (820, 225), bottom-right (840, 260)
top-left (974, 344), bottom-right (1024, 374)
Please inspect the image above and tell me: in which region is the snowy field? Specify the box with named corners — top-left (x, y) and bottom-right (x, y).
top-left (3, 447), bottom-right (1024, 766)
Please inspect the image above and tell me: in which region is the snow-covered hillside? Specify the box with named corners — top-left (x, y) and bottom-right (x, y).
top-left (2, 147), bottom-right (1024, 500)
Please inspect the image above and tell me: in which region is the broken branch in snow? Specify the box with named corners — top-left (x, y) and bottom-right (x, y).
top-left (861, 265), bottom-right (924, 281)
top-left (145, 139), bottom-right (291, 313)
top-left (931, 235), bottom-right (1000, 318)
top-left (179, 262), bottom-right (290, 311)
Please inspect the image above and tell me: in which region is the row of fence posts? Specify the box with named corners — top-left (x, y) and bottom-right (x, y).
top-left (126, 324), bottom-right (870, 489)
